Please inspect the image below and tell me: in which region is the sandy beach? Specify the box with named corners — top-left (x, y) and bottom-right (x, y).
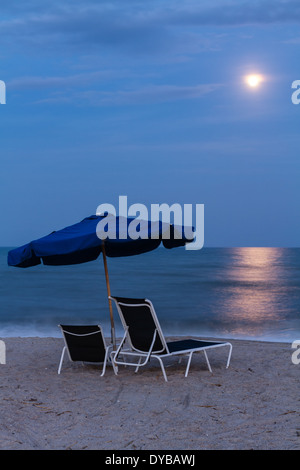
top-left (0, 336), bottom-right (299, 450)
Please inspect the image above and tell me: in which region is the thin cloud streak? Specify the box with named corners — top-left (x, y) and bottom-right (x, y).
top-left (33, 83), bottom-right (223, 106)
top-left (8, 71), bottom-right (117, 90)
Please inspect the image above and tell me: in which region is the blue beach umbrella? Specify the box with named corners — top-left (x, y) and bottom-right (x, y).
top-left (7, 214), bottom-right (194, 348)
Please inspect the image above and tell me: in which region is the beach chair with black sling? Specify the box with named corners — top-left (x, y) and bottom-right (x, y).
top-left (58, 324), bottom-right (110, 375)
top-left (109, 296), bottom-right (232, 382)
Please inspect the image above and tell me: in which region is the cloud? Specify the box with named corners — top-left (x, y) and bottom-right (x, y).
top-left (92, 83), bottom-right (223, 105)
top-left (0, 4), bottom-right (165, 55)
top-left (1, 0), bottom-right (300, 58)
top-left (283, 36), bottom-right (300, 44)
top-left (8, 71), bottom-right (114, 90)
top-left (166, 0), bottom-right (300, 26)
top-left (33, 83), bottom-right (223, 106)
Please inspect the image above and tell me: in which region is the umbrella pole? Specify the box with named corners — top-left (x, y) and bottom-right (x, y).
top-left (101, 241), bottom-right (116, 350)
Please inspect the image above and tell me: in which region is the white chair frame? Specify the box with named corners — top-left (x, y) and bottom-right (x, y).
top-left (58, 325), bottom-right (111, 376)
top-left (110, 297), bottom-right (232, 382)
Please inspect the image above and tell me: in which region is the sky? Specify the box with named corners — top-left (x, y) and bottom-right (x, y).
top-left (1, 0), bottom-right (300, 247)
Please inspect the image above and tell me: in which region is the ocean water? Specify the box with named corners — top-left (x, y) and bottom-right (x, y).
top-left (1, 247), bottom-right (299, 343)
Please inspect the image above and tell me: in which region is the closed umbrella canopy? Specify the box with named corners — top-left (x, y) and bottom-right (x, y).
top-left (7, 214), bottom-right (194, 347)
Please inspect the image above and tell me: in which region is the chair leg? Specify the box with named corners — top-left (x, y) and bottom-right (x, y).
top-left (203, 349), bottom-right (212, 373)
top-left (135, 357), bottom-right (142, 373)
top-left (185, 352), bottom-right (193, 377)
top-left (58, 346), bottom-right (66, 374)
top-left (100, 349), bottom-right (110, 377)
top-left (226, 343), bottom-right (233, 368)
top-left (110, 352), bottom-right (119, 375)
top-left (155, 356), bottom-right (168, 382)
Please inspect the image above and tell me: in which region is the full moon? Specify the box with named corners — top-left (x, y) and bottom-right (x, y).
top-left (245, 74), bottom-right (263, 87)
